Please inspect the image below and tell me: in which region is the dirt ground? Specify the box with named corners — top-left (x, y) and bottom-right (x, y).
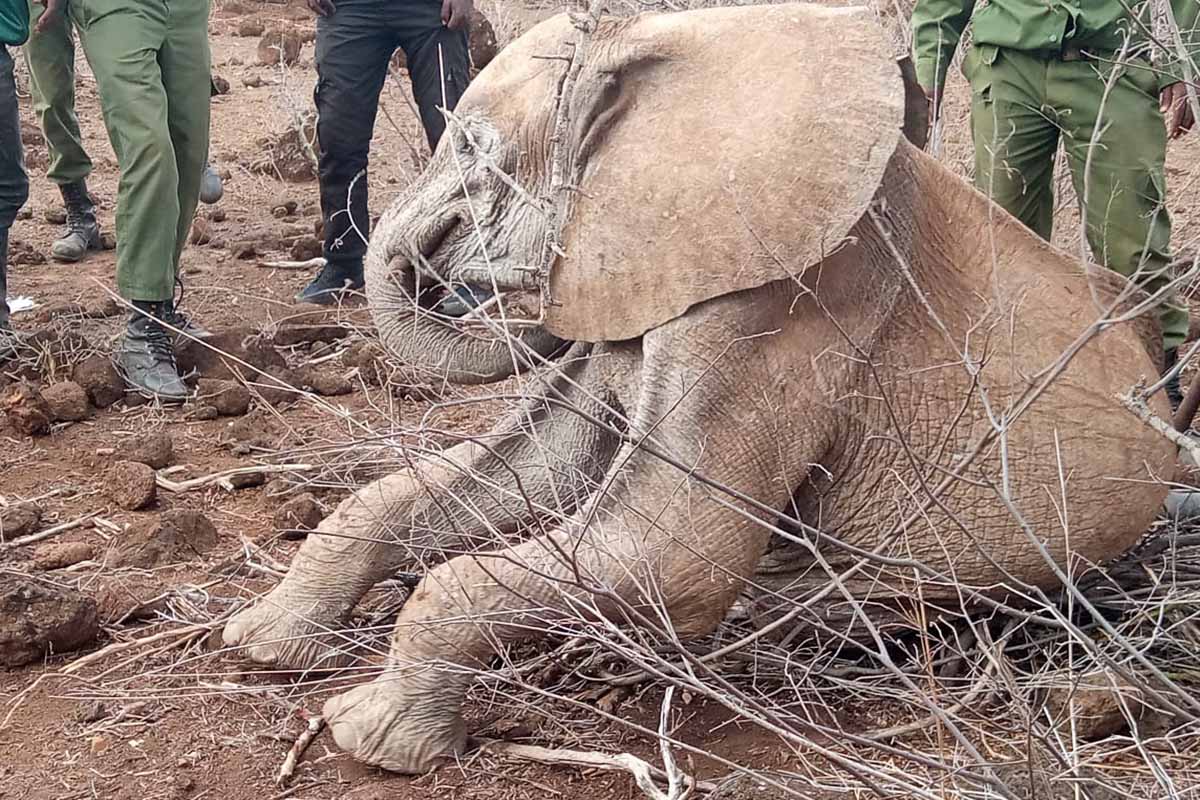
top-left (3, 1), bottom-right (1200, 799)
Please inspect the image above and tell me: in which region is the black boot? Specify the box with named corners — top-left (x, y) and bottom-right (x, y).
top-left (51, 180), bottom-right (102, 263)
top-left (296, 259), bottom-right (364, 305)
top-left (1165, 347), bottom-right (1185, 414)
top-left (115, 302), bottom-right (190, 403)
top-left (162, 297), bottom-right (211, 339)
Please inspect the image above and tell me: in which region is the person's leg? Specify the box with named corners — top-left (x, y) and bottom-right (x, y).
top-left (25, 0), bottom-right (101, 262)
top-left (968, 48), bottom-right (1061, 240)
top-left (1056, 57), bottom-right (1188, 350)
top-left (303, 0), bottom-right (395, 304)
top-left (395, 0), bottom-right (469, 151)
top-left (0, 45), bottom-right (30, 335)
top-left (71, 0), bottom-right (188, 401)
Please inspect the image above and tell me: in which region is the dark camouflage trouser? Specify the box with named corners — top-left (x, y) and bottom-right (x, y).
top-left (0, 45), bottom-right (31, 328)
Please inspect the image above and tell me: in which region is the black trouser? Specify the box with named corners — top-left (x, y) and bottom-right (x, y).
top-left (314, 0), bottom-right (469, 269)
top-left (0, 45), bottom-right (30, 328)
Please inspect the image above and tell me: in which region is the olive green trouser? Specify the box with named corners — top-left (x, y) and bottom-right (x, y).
top-left (965, 45), bottom-right (1189, 350)
top-left (69, 0), bottom-right (210, 301)
top-left (25, 0), bottom-right (91, 185)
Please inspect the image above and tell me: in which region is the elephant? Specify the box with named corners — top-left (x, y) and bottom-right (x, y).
top-left (223, 2), bottom-right (1177, 774)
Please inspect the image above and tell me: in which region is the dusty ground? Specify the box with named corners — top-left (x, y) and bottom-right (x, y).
top-left (3, 1), bottom-right (1200, 799)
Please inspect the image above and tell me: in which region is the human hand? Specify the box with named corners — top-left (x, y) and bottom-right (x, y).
top-left (441, 0), bottom-right (472, 30)
top-left (34, 0), bottom-right (65, 34)
top-left (1161, 82), bottom-right (1195, 140)
top-left (306, 0), bottom-right (335, 17)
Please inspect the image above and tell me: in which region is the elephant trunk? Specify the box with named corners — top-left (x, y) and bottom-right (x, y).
top-left (365, 182), bottom-right (565, 385)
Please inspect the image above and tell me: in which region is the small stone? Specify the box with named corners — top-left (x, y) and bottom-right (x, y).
top-left (211, 74), bottom-right (231, 95)
top-left (107, 461), bottom-right (158, 511)
top-left (44, 207), bottom-right (67, 225)
top-left (296, 367), bottom-right (352, 397)
top-left (197, 378), bottom-right (251, 417)
top-left (0, 575), bottom-right (100, 667)
top-left (289, 235), bottom-right (322, 261)
top-left (271, 199), bottom-right (298, 218)
top-left (242, 74), bottom-right (269, 89)
top-left (15, 207), bottom-right (31, 220)
top-left (33, 541), bottom-right (95, 570)
top-left (111, 510), bottom-right (219, 569)
top-left (41, 381), bottom-right (91, 423)
top-left (229, 472), bottom-right (265, 490)
top-left (76, 701), bottom-right (108, 723)
top-left (274, 493), bottom-right (324, 539)
top-left (115, 431), bottom-right (174, 469)
top-left (190, 217), bottom-right (213, 246)
top-left (237, 18), bottom-right (265, 36)
top-left (0, 503), bottom-right (42, 539)
top-left (100, 232), bottom-right (117, 250)
top-left (3, 381), bottom-right (52, 436)
top-left (231, 241), bottom-right (258, 260)
top-left (257, 28), bottom-right (302, 66)
top-left (84, 296), bottom-right (123, 319)
top-left (208, 207), bottom-right (227, 223)
top-left (344, 340), bottom-right (389, 386)
top-left (73, 355), bottom-right (125, 409)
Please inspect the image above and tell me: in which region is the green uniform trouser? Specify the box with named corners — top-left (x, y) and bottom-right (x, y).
top-left (25, 0), bottom-right (91, 185)
top-left (69, 0), bottom-right (210, 301)
top-left (965, 45), bottom-right (1189, 350)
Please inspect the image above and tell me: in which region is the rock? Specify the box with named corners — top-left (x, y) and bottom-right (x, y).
top-left (15, 206), bottom-right (31, 220)
top-left (228, 472), bottom-right (265, 489)
top-left (1042, 670), bottom-right (1148, 741)
top-left (10, 240), bottom-right (47, 265)
top-left (257, 27), bottom-right (302, 66)
top-left (230, 240), bottom-right (258, 259)
top-left (288, 235), bottom-right (322, 262)
top-left (0, 503), bottom-right (42, 539)
top-left (271, 199), bottom-right (298, 218)
top-left (190, 217), bottom-right (213, 245)
top-left (84, 296), bottom-right (123, 319)
top-left (33, 301), bottom-right (86, 324)
top-left (114, 431), bottom-right (174, 469)
top-left (100, 231), bottom-right (117, 250)
top-left (274, 493), bottom-right (324, 539)
top-left (111, 510), bottom-right (219, 569)
top-left (197, 378), bottom-right (251, 416)
top-left (175, 326), bottom-right (287, 381)
top-left (211, 74), bottom-right (231, 95)
top-left (208, 207), bottom-right (227, 223)
top-left (242, 73), bottom-right (270, 88)
top-left (254, 368), bottom-right (299, 407)
top-left (33, 542), bottom-right (95, 570)
top-left (73, 355), bottom-right (125, 409)
top-left (469, 10), bottom-right (499, 71)
top-left (106, 461), bottom-right (158, 511)
top-left (3, 382), bottom-right (52, 436)
top-left (93, 574), bottom-right (168, 623)
top-left (295, 367), bottom-right (352, 397)
top-left (41, 381), bottom-right (90, 422)
top-left (246, 114), bottom-right (318, 182)
top-left (236, 18), bottom-right (265, 37)
top-left (43, 207), bottom-right (67, 225)
top-left (0, 576), bottom-right (100, 667)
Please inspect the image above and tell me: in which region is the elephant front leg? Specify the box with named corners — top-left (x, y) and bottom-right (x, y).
top-left (322, 305), bottom-right (829, 771)
top-left (223, 384), bottom-right (622, 671)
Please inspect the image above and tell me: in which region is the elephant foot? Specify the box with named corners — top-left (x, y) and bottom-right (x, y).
top-left (323, 668), bottom-right (469, 773)
top-left (222, 589), bottom-right (358, 671)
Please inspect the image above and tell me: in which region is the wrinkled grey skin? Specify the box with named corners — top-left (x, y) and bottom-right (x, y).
top-left (223, 9), bottom-right (1173, 778)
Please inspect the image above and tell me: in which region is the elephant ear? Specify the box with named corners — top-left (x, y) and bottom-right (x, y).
top-left (542, 4), bottom-right (905, 342)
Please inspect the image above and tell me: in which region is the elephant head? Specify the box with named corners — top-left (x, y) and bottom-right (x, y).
top-left (366, 3), bottom-right (910, 379)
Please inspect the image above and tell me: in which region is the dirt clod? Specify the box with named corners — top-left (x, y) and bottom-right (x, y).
top-left (197, 378), bottom-right (252, 416)
top-left (115, 431), bottom-right (174, 469)
top-left (236, 18), bottom-right (265, 37)
top-left (43, 207), bottom-right (67, 225)
top-left (256, 27), bottom-right (302, 66)
top-left (190, 217), bottom-right (213, 245)
top-left (3, 381), bottom-right (53, 436)
top-left (0, 575), bottom-right (100, 667)
top-left (220, 408), bottom-right (284, 453)
top-left (289, 235), bottom-right (322, 262)
top-left (176, 326), bottom-right (286, 381)
top-left (107, 460), bottom-right (158, 511)
top-left (0, 503), bottom-right (42, 539)
top-left (274, 492), bottom-right (324, 539)
top-left (33, 541), bottom-right (95, 570)
top-left (111, 510), bottom-right (219, 568)
top-left (470, 11), bottom-right (500, 71)
top-left (72, 355), bottom-right (125, 409)
top-left (1042, 670), bottom-right (1147, 741)
top-left (41, 381), bottom-right (91, 422)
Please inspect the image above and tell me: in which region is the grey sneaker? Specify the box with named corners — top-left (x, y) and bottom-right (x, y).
top-left (199, 163), bottom-right (223, 205)
top-left (115, 305), bottom-right (190, 403)
top-left (51, 180), bottom-right (103, 263)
